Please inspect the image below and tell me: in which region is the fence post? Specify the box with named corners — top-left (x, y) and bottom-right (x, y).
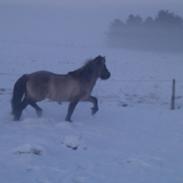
top-left (171, 79), bottom-right (176, 110)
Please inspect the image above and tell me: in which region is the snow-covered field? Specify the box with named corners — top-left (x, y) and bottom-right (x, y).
top-left (1, 4), bottom-right (183, 183)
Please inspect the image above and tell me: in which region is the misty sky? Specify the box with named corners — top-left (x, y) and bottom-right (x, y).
top-left (1, 0), bottom-right (183, 17)
top-left (0, 0), bottom-right (182, 46)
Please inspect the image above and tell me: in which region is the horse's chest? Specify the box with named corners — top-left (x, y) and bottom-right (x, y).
top-left (79, 81), bottom-right (96, 100)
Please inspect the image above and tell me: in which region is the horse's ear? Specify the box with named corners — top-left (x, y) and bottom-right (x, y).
top-left (100, 56), bottom-right (105, 63)
top-left (95, 55), bottom-right (101, 60)
top-left (95, 55), bottom-right (105, 62)
top-left (103, 56), bottom-right (106, 63)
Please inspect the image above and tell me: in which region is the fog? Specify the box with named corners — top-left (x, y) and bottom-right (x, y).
top-left (107, 10), bottom-right (183, 52)
top-left (0, 1), bottom-right (183, 51)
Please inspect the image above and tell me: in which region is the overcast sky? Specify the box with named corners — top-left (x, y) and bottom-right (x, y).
top-left (1, 0), bottom-right (182, 23)
top-left (0, 0), bottom-right (183, 21)
top-left (1, 0), bottom-right (183, 15)
top-left (0, 0), bottom-right (182, 46)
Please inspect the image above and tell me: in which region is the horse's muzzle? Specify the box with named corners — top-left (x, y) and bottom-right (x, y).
top-left (101, 71), bottom-right (111, 80)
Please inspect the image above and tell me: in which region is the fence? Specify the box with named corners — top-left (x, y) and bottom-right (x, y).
top-left (96, 78), bottom-right (183, 110)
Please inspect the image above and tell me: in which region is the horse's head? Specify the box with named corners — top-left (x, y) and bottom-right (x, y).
top-left (94, 56), bottom-right (111, 80)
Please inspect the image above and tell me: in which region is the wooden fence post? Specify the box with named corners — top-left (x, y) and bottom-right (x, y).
top-left (171, 79), bottom-right (176, 110)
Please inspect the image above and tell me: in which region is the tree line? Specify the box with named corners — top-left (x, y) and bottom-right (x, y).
top-left (107, 10), bottom-right (183, 52)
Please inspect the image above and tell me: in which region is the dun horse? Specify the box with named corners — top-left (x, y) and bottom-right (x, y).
top-left (11, 55), bottom-right (111, 122)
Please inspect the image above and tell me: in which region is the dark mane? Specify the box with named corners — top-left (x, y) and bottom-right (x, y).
top-left (68, 59), bottom-right (95, 81)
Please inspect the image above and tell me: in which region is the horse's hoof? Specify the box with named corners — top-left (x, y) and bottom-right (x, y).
top-left (13, 116), bottom-right (20, 121)
top-left (65, 117), bottom-right (72, 122)
top-left (13, 113), bottom-right (21, 121)
top-left (58, 101), bottom-right (62, 105)
top-left (91, 107), bottom-right (98, 115)
top-left (37, 110), bottom-right (43, 117)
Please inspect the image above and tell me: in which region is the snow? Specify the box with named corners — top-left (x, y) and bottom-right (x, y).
top-left (1, 4), bottom-right (183, 183)
top-left (13, 144), bottom-right (44, 155)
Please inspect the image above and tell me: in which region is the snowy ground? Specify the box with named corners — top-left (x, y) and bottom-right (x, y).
top-left (1, 4), bottom-right (183, 183)
top-left (1, 42), bottom-right (183, 183)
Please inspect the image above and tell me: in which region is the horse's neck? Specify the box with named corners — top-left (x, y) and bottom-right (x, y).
top-left (85, 73), bottom-right (99, 92)
top-left (70, 68), bottom-right (99, 87)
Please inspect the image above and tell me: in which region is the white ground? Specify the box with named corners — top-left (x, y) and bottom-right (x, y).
top-left (1, 4), bottom-right (183, 183)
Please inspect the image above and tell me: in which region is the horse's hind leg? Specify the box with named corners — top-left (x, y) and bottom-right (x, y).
top-left (29, 101), bottom-right (43, 117)
top-left (65, 100), bottom-right (79, 122)
top-left (87, 96), bottom-right (98, 115)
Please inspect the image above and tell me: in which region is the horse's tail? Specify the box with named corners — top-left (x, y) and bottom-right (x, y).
top-left (11, 74), bottom-right (27, 119)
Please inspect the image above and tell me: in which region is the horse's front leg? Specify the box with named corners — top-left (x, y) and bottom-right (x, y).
top-left (65, 99), bottom-right (79, 122)
top-left (87, 96), bottom-right (99, 115)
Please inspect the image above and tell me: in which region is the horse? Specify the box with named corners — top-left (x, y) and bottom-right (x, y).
top-left (11, 55), bottom-right (111, 122)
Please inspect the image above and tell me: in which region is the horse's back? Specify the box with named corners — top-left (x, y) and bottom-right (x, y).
top-left (26, 71), bottom-right (81, 102)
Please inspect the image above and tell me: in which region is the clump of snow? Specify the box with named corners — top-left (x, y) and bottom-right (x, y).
top-left (62, 135), bottom-right (81, 150)
top-left (126, 158), bottom-right (152, 168)
top-left (13, 144), bottom-right (44, 156)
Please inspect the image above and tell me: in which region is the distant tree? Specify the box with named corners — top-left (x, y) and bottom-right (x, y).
top-left (126, 14), bottom-right (143, 26)
top-left (108, 18), bottom-right (125, 36)
top-left (107, 10), bottom-right (183, 52)
top-left (155, 10), bottom-right (183, 27)
top-left (110, 19), bottom-right (124, 29)
top-left (144, 16), bottom-right (154, 26)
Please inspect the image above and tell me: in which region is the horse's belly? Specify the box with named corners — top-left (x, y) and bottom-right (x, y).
top-left (47, 81), bottom-right (80, 101)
